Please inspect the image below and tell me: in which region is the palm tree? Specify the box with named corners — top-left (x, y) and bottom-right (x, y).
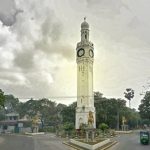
top-left (124, 88), bottom-right (134, 108)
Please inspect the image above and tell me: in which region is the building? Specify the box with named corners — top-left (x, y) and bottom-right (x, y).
top-left (0, 113), bottom-right (31, 133)
top-left (76, 18), bottom-right (96, 129)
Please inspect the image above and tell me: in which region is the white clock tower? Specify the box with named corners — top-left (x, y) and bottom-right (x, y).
top-left (76, 18), bottom-right (96, 129)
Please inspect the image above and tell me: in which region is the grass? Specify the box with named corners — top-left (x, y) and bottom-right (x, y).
top-left (75, 138), bottom-right (106, 145)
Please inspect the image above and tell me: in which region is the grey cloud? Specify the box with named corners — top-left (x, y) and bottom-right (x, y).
top-left (11, 1), bottom-right (73, 71)
top-left (41, 16), bottom-right (62, 42)
top-left (14, 50), bottom-right (34, 70)
top-left (35, 39), bottom-right (74, 61)
top-left (0, 9), bottom-right (23, 26)
top-left (0, 0), bottom-right (23, 26)
top-left (2, 79), bottom-right (56, 99)
top-left (85, 0), bottom-right (130, 15)
top-left (0, 73), bottom-right (20, 83)
top-left (0, 34), bottom-right (7, 46)
top-left (50, 22), bottom-right (62, 42)
top-left (35, 15), bottom-right (74, 60)
top-left (128, 17), bottom-right (140, 29)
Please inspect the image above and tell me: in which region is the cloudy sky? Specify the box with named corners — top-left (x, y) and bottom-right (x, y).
top-left (0, 0), bottom-right (150, 109)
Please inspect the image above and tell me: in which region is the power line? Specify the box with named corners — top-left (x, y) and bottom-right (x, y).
top-left (17, 95), bottom-right (94, 100)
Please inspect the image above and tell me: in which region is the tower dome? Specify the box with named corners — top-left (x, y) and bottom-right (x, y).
top-left (81, 17), bottom-right (89, 29)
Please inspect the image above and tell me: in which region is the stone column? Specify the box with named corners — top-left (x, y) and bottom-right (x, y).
top-left (92, 131), bottom-right (95, 142)
top-left (86, 131), bottom-right (89, 142)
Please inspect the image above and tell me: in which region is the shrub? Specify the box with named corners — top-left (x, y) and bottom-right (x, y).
top-left (99, 123), bottom-right (109, 132)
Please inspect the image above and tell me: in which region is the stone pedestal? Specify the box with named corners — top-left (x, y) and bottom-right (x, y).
top-left (121, 125), bottom-right (128, 131)
top-left (91, 130), bottom-right (95, 142)
top-left (76, 107), bottom-right (96, 129)
top-left (85, 128), bottom-right (95, 142)
top-left (86, 131), bottom-right (89, 142)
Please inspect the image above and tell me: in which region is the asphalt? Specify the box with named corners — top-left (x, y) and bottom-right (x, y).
top-left (109, 131), bottom-right (150, 150)
top-left (1, 131), bottom-right (150, 150)
top-left (0, 134), bottom-right (34, 150)
top-left (0, 133), bottom-right (69, 150)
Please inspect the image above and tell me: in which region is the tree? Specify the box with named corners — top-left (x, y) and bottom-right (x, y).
top-left (4, 94), bottom-right (19, 113)
top-left (124, 88), bottom-right (134, 108)
top-left (138, 91), bottom-right (150, 122)
top-left (0, 89), bottom-right (5, 108)
top-left (61, 102), bottom-right (76, 124)
top-left (122, 107), bottom-right (141, 129)
top-left (63, 122), bottom-right (74, 132)
top-left (94, 92), bottom-right (126, 129)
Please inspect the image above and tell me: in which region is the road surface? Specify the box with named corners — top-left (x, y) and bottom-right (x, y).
top-left (109, 131), bottom-right (150, 150)
top-left (0, 133), bottom-right (69, 150)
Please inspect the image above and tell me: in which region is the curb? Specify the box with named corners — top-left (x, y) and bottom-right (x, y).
top-left (101, 141), bottom-right (118, 150)
top-left (63, 141), bottom-right (83, 150)
top-left (63, 141), bottom-right (118, 150)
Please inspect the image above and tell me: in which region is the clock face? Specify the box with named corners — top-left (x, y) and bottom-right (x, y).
top-left (77, 48), bottom-right (85, 57)
top-left (89, 49), bottom-right (94, 58)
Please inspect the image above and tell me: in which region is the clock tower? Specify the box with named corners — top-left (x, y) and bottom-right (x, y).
top-left (76, 18), bottom-right (96, 129)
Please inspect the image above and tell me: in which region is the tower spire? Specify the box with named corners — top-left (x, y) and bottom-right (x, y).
top-left (81, 17), bottom-right (89, 42)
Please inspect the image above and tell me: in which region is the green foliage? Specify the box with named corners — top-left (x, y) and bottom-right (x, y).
top-left (122, 107), bottom-right (141, 128)
top-left (99, 123), bottom-right (109, 131)
top-left (17, 98), bottom-right (60, 126)
top-left (94, 91), bottom-right (140, 129)
top-left (138, 91), bottom-right (150, 121)
top-left (0, 109), bottom-right (5, 121)
top-left (124, 88), bottom-right (134, 101)
top-left (41, 126), bottom-right (56, 132)
top-left (94, 92), bottom-right (126, 128)
top-left (4, 94), bottom-right (19, 113)
top-left (0, 90), bottom-right (142, 131)
top-left (63, 122), bottom-right (74, 131)
top-left (0, 89), bottom-right (5, 108)
top-left (124, 88), bottom-right (134, 108)
top-left (61, 102), bottom-right (76, 124)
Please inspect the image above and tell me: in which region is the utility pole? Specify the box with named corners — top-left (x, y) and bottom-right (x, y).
top-left (116, 99), bottom-right (120, 130)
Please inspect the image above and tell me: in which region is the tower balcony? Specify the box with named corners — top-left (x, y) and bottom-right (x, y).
top-left (76, 41), bottom-right (94, 49)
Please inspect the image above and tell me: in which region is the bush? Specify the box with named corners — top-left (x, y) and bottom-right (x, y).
top-left (42, 126), bottom-right (55, 132)
top-left (63, 122), bottom-right (74, 131)
top-left (99, 123), bottom-right (109, 132)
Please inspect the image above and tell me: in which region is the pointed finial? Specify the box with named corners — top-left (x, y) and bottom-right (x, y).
top-left (84, 17), bottom-right (86, 21)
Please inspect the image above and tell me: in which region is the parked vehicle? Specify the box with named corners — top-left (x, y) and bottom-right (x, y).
top-left (140, 131), bottom-right (150, 145)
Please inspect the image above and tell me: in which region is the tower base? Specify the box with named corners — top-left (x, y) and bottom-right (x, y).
top-left (75, 107), bottom-right (96, 129)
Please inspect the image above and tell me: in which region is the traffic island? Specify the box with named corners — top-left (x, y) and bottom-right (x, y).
top-left (25, 132), bottom-right (45, 136)
top-left (69, 138), bottom-right (110, 150)
top-left (115, 130), bottom-right (132, 134)
top-left (63, 139), bottom-right (117, 150)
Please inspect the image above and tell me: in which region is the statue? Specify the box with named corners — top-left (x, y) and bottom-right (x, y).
top-left (88, 111), bottom-right (94, 128)
top-left (122, 116), bottom-right (126, 125)
top-left (31, 113), bottom-right (41, 133)
top-left (121, 116), bottom-right (128, 131)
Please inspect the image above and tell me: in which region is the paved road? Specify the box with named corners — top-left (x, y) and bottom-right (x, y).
top-left (0, 133), bottom-right (69, 150)
top-left (109, 131), bottom-right (150, 150)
